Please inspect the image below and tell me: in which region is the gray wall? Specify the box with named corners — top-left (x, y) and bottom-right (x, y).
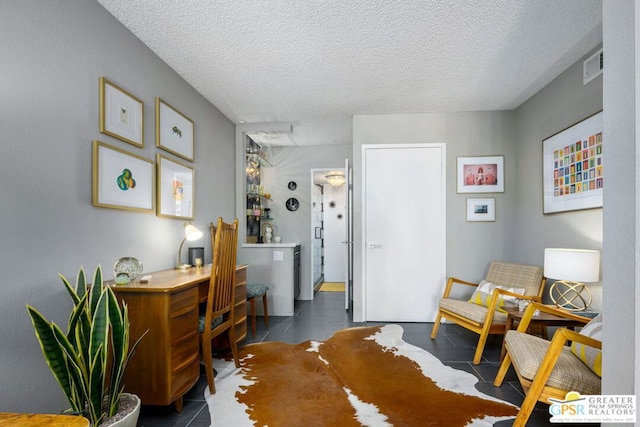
top-left (352, 50), bottom-right (604, 322)
top-left (514, 47), bottom-right (603, 309)
top-left (602, 0), bottom-right (636, 403)
top-left (0, 1), bottom-right (236, 413)
top-left (352, 111), bottom-right (517, 321)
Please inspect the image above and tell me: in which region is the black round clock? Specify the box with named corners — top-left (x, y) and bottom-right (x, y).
top-left (288, 181), bottom-right (297, 191)
top-left (286, 197), bottom-right (300, 211)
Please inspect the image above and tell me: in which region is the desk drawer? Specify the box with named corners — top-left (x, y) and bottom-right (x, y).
top-left (171, 348), bottom-right (200, 399)
top-left (169, 288), bottom-right (199, 401)
top-left (170, 308), bottom-right (198, 342)
top-left (234, 283), bottom-right (247, 302)
top-left (171, 288), bottom-right (198, 314)
top-left (170, 288), bottom-right (198, 342)
top-left (233, 268), bottom-right (247, 342)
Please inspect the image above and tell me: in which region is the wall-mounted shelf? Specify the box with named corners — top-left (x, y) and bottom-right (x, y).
top-left (247, 192), bottom-right (272, 201)
top-left (246, 153), bottom-right (272, 168)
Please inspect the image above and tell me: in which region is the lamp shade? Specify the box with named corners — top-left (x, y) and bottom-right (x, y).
top-left (176, 223), bottom-right (203, 270)
top-left (543, 248), bottom-right (600, 282)
top-left (184, 223), bottom-right (203, 241)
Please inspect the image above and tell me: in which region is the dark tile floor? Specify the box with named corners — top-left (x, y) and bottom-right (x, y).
top-left (138, 291), bottom-right (598, 427)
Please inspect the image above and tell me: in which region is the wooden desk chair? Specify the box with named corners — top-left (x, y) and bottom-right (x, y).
top-left (200, 218), bottom-right (240, 394)
top-left (494, 303), bottom-right (601, 426)
top-left (430, 261), bottom-right (545, 364)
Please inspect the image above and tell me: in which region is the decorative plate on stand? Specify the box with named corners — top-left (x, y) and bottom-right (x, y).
top-left (113, 257), bottom-right (143, 284)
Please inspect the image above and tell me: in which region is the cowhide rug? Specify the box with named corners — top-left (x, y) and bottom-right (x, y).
top-left (205, 324), bottom-right (518, 426)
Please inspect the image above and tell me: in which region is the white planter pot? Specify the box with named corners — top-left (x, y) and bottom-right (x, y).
top-left (100, 393), bottom-right (141, 427)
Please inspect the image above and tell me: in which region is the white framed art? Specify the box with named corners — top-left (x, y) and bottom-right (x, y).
top-left (466, 198), bottom-right (495, 222)
top-left (457, 156), bottom-right (504, 193)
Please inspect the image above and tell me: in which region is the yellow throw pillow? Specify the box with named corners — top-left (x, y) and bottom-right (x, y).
top-left (570, 314), bottom-right (602, 377)
top-left (468, 280), bottom-right (525, 313)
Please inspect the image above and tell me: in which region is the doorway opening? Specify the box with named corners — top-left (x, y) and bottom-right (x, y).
top-left (310, 168), bottom-right (348, 303)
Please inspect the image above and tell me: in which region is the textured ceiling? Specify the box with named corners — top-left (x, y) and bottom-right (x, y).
top-left (96, 0), bottom-right (602, 146)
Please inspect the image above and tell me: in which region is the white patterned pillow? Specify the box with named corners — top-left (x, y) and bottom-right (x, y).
top-left (571, 314), bottom-right (602, 377)
top-left (468, 280), bottom-right (525, 313)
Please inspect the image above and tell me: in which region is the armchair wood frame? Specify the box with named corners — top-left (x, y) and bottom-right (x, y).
top-left (430, 261), bottom-right (545, 365)
top-left (494, 302), bottom-right (599, 426)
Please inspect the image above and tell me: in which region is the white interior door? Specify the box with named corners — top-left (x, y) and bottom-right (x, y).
top-left (363, 144), bottom-right (446, 322)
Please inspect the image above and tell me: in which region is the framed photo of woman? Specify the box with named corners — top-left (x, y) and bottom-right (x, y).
top-left (457, 155), bottom-right (504, 193)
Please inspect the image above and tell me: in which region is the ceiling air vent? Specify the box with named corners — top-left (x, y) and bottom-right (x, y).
top-left (583, 48), bottom-right (603, 85)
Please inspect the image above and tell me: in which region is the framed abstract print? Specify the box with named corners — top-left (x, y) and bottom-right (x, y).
top-left (542, 111), bottom-right (603, 214)
top-left (92, 140), bottom-right (154, 213)
top-left (157, 154), bottom-right (195, 219)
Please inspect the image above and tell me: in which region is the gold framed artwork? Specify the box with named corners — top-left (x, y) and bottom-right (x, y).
top-left (542, 111), bottom-right (603, 214)
top-left (99, 77), bottom-right (144, 147)
top-left (92, 140), bottom-right (154, 213)
top-left (156, 97), bottom-right (194, 161)
top-left (157, 154), bottom-right (195, 219)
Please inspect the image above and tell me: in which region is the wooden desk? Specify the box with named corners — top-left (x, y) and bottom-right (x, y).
top-left (109, 264), bottom-right (248, 410)
top-left (0, 412), bottom-right (89, 426)
top-left (499, 305), bottom-right (586, 361)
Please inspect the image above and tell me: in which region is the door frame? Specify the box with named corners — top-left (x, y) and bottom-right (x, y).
top-left (344, 158), bottom-right (353, 310)
top-left (310, 167), bottom-right (348, 300)
top-left (360, 143), bottom-right (446, 321)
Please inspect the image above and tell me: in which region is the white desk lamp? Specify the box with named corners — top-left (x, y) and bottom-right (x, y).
top-left (176, 223), bottom-right (203, 270)
top-left (543, 248), bottom-right (600, 311)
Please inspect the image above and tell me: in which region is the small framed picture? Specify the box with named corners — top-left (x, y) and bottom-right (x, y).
top-left (156, 97), bottom-right (194, 161)
top-left (457, 155), bottom-right (504, 193)
top-left (99, 77), bottom-right (144, 147)
top-left (466, 198), bottom-right (496, 222)
top-left (92, 140), bottom-right (154, 213)
top-left (157, 154), bottom-right (195, 219)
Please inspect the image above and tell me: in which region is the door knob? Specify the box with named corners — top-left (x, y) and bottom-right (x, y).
top-left (367, 242), bottom-right (381, 249)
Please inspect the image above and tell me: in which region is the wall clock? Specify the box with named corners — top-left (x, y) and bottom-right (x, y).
top-left (288, 181), bottom-right (297, 191)
top-left (286, 197), bottom-right (299, 211)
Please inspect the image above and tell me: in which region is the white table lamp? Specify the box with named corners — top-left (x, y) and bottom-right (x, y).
top-left (176, 223), bottom-right (203, 270)
top-left (543, 248), bottom-right (600, 311)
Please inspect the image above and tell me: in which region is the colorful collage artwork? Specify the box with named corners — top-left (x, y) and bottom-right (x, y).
top-left (552, 131), bottom-right (603, 198)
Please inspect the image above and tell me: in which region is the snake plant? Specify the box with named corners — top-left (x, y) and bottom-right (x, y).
top-left (26, 266), bottom-right (145, 426)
